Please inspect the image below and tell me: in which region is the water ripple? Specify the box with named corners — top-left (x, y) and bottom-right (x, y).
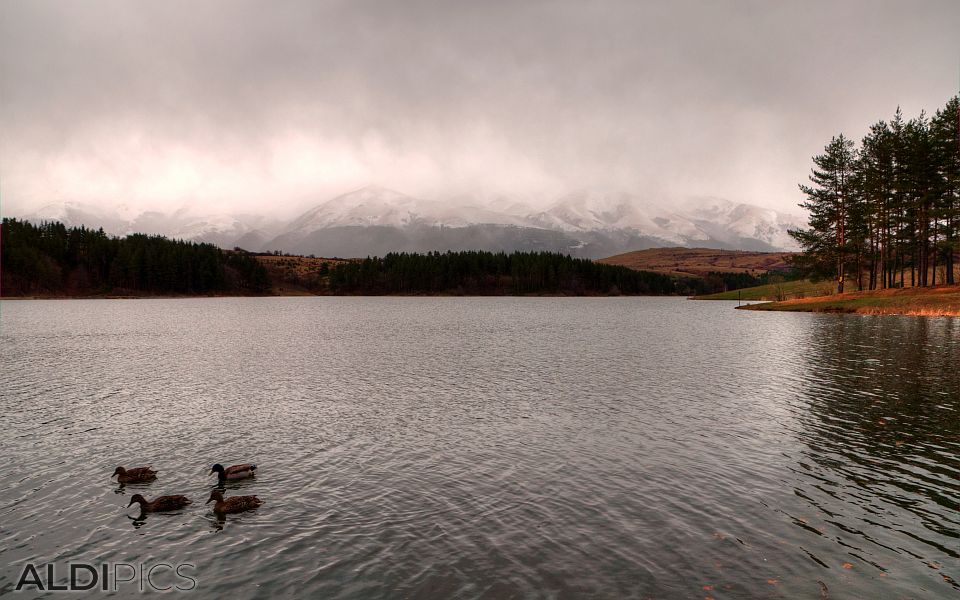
top-left (0, 298), bottom-right (957, 598)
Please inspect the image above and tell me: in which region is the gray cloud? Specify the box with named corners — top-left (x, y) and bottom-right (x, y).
top-left (1, 0), bottom-right (958, 216)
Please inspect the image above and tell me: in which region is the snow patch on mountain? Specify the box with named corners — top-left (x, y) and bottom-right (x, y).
top-left (678, 197), bottom-right (802, 250)
top-left (15, 185), bottom-right (804, 254)
top-left (522, 190), bottom-right (801, 249)
top-left (286, 186), bottom-right (429, 231)
top-left (25, 201), bottom-right (136, 234)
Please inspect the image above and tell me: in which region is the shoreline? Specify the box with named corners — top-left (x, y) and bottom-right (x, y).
top-left (736, 284), bottom-right (960, 317)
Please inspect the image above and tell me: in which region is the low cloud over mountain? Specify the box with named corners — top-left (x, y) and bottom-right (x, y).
top-left (23, 186), bottom-right (802, 258)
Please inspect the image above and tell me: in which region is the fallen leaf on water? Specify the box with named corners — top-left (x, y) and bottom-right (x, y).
top-left (842, 563), bottom-right (853, 570)
top-left (702, 585), bottom-right (714, 591)
top-left (879, 572), bottom-right (887, 578)
top-left (767, 579), bottom-right (778, 585)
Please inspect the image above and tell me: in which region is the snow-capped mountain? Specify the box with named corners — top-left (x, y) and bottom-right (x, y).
top-left (13, 185), bottom-right (803, 258)
top-left (285, 186), bottom-right (429, 231)
top-left (20, 202), bottom-right (284, 249)
top-left (283, 186), bottom-right (532, 232)
top-left (529, 191), bottom-right (699, 242)
top-left (678, 197), bottom-right (800, 251)
top-left (129, 208), bottom-right (283, 248)
top-left (266, 186), bottom-right (801, 256)
top-left (523, 191), bottom-right (801, 249)
top-left (25, 201), bottom-right (141, 235)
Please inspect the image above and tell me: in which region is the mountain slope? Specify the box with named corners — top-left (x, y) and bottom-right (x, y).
top-left (265, 186), bottom-right (801, 257)
top-left (16, 186), bottom-right (803, 258)
top-left (598, 247), bottom-right (796, 276)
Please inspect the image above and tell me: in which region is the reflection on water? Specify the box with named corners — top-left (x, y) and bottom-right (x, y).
top-left (128, 512), bottom-right (148, 530)
top-left (0, 297), bottom-right (957, 598)
top-left (789, 316), bottom-right (960, 594)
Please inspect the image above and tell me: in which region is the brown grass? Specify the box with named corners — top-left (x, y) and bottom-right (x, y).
top-left (598, 247), bottom-right (796, 276)
top-left (251, 254), bottom-right (351, 295)
top-left (740, 284), bottom-right (960, 317)
top-left (254, 254), bottom-right (348, 278)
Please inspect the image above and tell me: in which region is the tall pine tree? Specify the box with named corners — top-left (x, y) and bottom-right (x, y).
top-left (791, 134), bottom-right (857, 293)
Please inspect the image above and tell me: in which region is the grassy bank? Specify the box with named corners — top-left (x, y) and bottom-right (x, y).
top-left (737, 285), bottom-right (960, 316)
top-left (693, 279), bottom-right (831, 301)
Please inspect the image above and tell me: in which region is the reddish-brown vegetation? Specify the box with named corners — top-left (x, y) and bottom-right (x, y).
top-left (740, 284), bottom-right (960, 316)
top-left (252, 254), bottom-right (350, 294)
top-left (598, 247), bottom-right (796, 277)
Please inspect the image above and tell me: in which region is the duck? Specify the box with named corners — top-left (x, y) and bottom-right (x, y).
top-left (206, 490), bottom-right (263, 514)
top-left (127, 493), bottom-right (191, 512)
top-left (210, 463), bottom-right (257, 481)
top-left (112, 466), bottom-right (157, 483)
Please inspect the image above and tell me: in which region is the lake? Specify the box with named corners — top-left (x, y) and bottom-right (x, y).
top-left (1, 297), bottom-right (958, 598)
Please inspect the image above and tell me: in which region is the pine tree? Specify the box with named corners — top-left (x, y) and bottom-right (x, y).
top-left (790, 134), bottom-right (857, 293)
top-left (931, 96), bottom-right (960, 284)
top-left (858, 121), bottom-right (896, 288)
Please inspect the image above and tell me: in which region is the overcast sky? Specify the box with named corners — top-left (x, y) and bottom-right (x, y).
top-left (1, 0), bottom-right (958, 217)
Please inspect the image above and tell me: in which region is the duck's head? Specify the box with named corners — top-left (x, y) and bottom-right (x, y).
top-left (127, 494), bottom-right (146, 508)
top-left (112, 467), bottom-right (125, 478)
top-left (210, 464), bottom-right (225, 477)
top-left (206, 491), bottom-right (224, 504)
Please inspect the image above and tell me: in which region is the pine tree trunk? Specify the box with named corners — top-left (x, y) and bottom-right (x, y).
top-left (881, 218), bottom-right (888, 289)
top-left (899, 247), bottom-right (904, 288)
top-left (931, 218), bottom-right (938, 286)
top-left (857, 252), bottom-right (863, 291)
top-left (950, 204), bottom-right (957, 285)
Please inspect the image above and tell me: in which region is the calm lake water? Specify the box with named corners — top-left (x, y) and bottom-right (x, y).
top-left (1, 297), bottom-right (958, 599)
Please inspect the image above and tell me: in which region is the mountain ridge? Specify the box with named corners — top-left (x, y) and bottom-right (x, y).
top-left (18, 186), bottom-right (803, 258)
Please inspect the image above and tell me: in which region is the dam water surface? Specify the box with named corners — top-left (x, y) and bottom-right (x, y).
top-left (1, 297), bottom-right (958, 598)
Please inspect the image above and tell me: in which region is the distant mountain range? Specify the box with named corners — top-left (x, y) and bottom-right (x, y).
top-left (18, 186), bottom-right (803, 258)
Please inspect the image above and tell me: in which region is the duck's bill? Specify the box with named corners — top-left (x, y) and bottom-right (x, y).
top-left (205, 498), bottom-right (214, 504)
top-left (126, 500), bottom-right (135, 508)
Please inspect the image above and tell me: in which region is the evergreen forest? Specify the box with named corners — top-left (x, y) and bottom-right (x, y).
top-left (790, 96), bottom-right (960, 292)
top-left (1, 218), bottom-right (271, 295)
top-left (2, 219), bottom-right (785, 297)
top-left (327, 251), bottom-right (701, 295)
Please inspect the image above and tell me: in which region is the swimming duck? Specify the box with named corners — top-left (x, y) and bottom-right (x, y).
top-left (206, 490), bottom-right (263, 513)
top-left (112, 466), bottom-right (157, 483)
top-left (127, 493), bottom-right (191, 512)
top-left (210, 463), bottom-right (257, 481)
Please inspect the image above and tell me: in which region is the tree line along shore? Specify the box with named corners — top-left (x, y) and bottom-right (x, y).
top-left (8, 215), bottom-right (958, 315)
top-left (3, 218), bottom-right (781, 298)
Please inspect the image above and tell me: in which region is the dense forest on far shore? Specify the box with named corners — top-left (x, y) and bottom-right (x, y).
top-left (2, 218), bottom-right (780, 298)
top-left (1, 218), bottom-right (271, 296)
top-left (256, 250), bottom-right (790, 296)
top-left (327, 251), bottom-right (702, 295)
